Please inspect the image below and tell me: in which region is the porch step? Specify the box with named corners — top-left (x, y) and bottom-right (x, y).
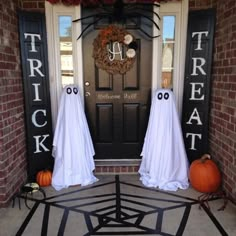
top-left (94, 160), bottom-right (141, 175)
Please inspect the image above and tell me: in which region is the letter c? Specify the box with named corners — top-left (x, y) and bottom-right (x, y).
top-left (32, 109), bottom-right (47, 128)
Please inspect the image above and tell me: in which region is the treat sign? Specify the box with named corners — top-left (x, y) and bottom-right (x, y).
top-left (182, 9), bottom-right (216, 163)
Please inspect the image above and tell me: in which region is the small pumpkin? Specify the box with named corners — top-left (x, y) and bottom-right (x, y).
top-left (36, 170), bottom-right (52, 187)
top-left (189, 154), bottom-right (221, 193)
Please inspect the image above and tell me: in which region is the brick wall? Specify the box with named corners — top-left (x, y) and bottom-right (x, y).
top-left (210, 0), bottom-right (236, 203)
top-left (190, 0), bottom-right (236, 202)
top-left (189, 0), bottom-right (217, 9)
top-left (0, 0), bottom-right (26, 207)
top-left (0, 0), bottom-right (45, 207)
top-left (20, 0), bottom-right (45, 11)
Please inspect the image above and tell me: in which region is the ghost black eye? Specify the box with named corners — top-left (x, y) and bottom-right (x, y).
top-left (73, 87), bottom-right (78, 94)
top-left (164, 93), bottom-right (169, 100)
top-left (67, 87), bottom-right (72, 94)
top-left (157, 93), bottom-right (163, 100)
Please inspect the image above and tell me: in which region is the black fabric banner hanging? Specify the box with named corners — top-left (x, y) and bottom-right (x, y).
top-left (18, 11), bottom-right (54, 181)
top-left (182, 9), bottom-right (216, 163)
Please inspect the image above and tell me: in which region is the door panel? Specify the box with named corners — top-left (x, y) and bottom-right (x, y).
top-left (83, 16), bottom-right (152, 159)
top-left (96, 104), bottom-right (113, 142)
top-left (123, 104), bottom-right (140, 142)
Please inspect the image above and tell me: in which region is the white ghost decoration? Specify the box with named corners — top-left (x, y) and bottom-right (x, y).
top-left (52, 85), bottom-right (98, 191)
top-left (139, 89), bottom-right (189, 191)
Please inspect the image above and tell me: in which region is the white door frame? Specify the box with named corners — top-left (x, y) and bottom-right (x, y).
top-left (45, 0), bottom-right (188, 129)
top-left (45, 3), bottom-right (83, 128)
top-left (152, 0), bottom-right (188, 114)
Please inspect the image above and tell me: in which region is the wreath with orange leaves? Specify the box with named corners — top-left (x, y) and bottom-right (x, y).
top-left (93, 25), bottom-right (138, 75)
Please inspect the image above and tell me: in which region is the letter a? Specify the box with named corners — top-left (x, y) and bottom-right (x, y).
top-left (186, 108), bottom-right (203, 125)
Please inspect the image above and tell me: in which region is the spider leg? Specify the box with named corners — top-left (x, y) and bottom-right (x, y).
top-left (25, 193), bottom-right (31, 210)
top-left (18, 196), bottom-right (21, 210)
top-left (73, 13), bottom-right (107, 23)
top-left (129, 18), bottom-right (160, 39)
top-left (218, 193), bottom-right (228, 211)
top-left (130, 7), bottom-right (161, 20)
top-left (198, 193), bottom-right (206, 209)
top-left (128, 12), bottom-right (160, 31)
top-left (139, 27), bottom-right (160, 39)
top-left (76, 16), bottom-right (106, 40)
top-left (205, 193), bottom-right (213, 210)
top-left (38, 187), bottom-right (46, 199)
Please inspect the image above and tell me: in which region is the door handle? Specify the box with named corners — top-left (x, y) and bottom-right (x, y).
top-left (85, 91), bottom-right (91, 97)
top-left (85, 81), bottom-right (90, 86)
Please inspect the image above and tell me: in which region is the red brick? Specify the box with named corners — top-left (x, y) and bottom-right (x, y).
top-left (228, 91), bottom-right (236, 99)
top-left (115, 166), bottom-right (120, 173)
top-left (128, 166), bottom-right (134, 172)
top-left (21, 0), bottom-right (45, 10)
top-left (227, 123), bottom-right (235, 131)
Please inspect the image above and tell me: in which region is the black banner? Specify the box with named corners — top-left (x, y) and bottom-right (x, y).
top-left (19, 11), bottom-right (54, 181)
top-left (182, 9), bottom-right (216, 163)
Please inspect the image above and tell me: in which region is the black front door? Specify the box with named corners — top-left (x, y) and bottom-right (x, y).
top-left (83, 20), bottom-right (152, 160)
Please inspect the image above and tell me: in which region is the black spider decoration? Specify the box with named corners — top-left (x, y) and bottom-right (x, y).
top-left (73, 0), bottom-right (160, 39)
top-left (12, 183), bottom-right (46, 210)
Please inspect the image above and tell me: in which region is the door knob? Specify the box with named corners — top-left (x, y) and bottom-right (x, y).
top-left (85, 81), bottom-right (90, 86)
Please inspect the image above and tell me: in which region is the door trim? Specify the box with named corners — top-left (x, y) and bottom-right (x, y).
top-left (45, 0), bottom-right (188, 163)
top-left (45, 2), bottom-right (84, 129)
top-left (152, 0), bottom-right (188, 115)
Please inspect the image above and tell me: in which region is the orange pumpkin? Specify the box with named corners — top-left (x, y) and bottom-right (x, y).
top-left (189, 154), bottom-right (221, 193)
top-left (36, 170), bottom-right (52, 187)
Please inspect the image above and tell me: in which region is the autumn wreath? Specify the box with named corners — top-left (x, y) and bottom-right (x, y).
top-left (92, 25), bottom-right (138, 74)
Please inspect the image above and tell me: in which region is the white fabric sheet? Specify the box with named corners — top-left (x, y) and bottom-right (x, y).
top-left (52, 85), bottom-right (98, 191)
top-left (139, 89), bottom-right (189, 191)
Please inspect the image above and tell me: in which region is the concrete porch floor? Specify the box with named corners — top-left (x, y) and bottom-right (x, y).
top-left (0, 175), bottom-right (235, 236)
